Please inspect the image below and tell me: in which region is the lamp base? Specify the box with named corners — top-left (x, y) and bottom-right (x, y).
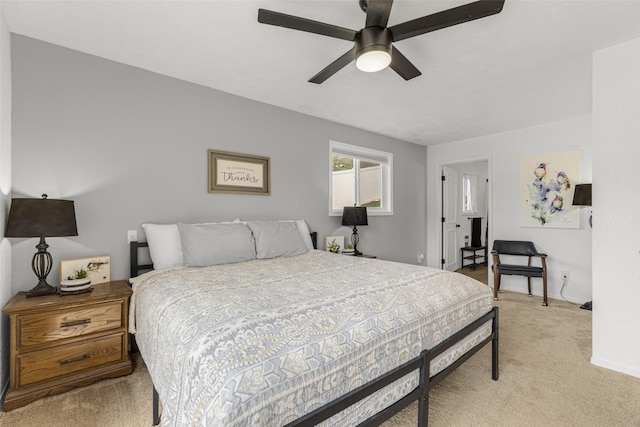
top-left (580, 301), bottom-right (592, 311)
top-left (27, 237), bottom-right (57, 298)
top-left (26, 280), bottom-right (58, 298)
top-left (351, 226), bottom-right (362, 256)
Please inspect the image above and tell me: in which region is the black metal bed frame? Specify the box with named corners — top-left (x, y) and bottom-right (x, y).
top-left (130, 233), bottom-right (498, 427)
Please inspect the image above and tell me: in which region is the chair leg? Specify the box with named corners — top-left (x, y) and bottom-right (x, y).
top-left (527, 277), bottom-right (532, 296)
top-left (493, 272), bottom-right (500, 300)
top-left (542, 276), bottom-right (548, 306)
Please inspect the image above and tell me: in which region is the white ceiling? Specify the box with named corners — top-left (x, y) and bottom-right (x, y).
top-left (4, 0), bottom-right (640, 145)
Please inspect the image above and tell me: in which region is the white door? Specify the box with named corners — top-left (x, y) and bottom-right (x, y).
top-left (442, 166), bottom-right (460, 271)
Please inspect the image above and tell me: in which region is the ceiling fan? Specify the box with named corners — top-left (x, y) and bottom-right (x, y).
top-left (258, 0), bottom-right (505, 84)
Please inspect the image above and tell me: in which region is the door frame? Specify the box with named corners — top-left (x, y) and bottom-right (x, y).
top-left (436, 155), bottom-right (493, 276)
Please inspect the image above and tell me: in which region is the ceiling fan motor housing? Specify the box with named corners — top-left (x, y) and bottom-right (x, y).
top-left (356, 26), bottom-right (392, 58)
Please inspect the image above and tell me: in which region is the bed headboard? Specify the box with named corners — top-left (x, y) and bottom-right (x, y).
top-left (130, 231), bottom-right (318, 278)
top-left (130, 241), bottom-right (153, 278)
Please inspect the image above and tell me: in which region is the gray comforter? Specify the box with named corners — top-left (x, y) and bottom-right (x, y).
top-left (130, 250), bottom-right (493, 426)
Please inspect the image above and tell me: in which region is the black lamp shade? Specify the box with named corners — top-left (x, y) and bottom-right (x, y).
top-left (572, 184), bottom-right (592, 207)
top-left (5, 197), bottom-right (78, 238)
top-left (342, 206), bottom-right (368, 226)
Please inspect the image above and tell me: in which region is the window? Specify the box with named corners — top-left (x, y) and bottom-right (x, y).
top-left (329, 141), bottom-right (393, 216)
top-left (462, 173), bottom-right (477, 214)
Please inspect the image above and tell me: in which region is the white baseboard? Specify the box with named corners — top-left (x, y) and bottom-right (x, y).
top-left (591, 356), bottom-right (640, 379)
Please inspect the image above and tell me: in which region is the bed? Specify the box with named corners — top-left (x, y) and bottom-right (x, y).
top-left (129, 220), bottom-right (498, 426)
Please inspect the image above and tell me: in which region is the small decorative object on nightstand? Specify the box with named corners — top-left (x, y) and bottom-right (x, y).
top-left (4, 194), bottom-right (78, 297)
top-left (325, 235), bottom-right (344, 253)
top-left (2, 280), bottom-right (133, 411)
top-left (59, 255), bottom-right (112, 295)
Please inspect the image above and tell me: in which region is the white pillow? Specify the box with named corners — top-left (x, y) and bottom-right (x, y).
top-left (246, 221), bottom-right (309, 259)
top-left (178, 222), bottom-right (256, 267)
top-left (235, 219), bottom-right (314, 251)
top-left (141, 223), bottom-right (183, 271)
top-left (142, 220), bottom-right (237, 270)
top-left (294, 220), bottom-right (315, 251)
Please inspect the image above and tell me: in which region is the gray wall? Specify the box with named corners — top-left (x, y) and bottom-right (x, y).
top-left (10, 35), bottom-right (428, 290)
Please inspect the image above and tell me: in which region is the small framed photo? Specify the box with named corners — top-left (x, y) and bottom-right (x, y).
top-left (325, 235), bottom-right (344, 253)
top-left (59, 256), bottom-right (111, 285)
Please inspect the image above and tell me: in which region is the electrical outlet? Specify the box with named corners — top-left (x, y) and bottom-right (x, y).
top-left (561, 270), bottom-right (570, 281)
top-left (127, 230), bottom-right (138, 243)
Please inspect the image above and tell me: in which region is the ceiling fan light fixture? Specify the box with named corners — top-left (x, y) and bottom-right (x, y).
top-left (356, 47), bottom-right (391, 72)
top-left (355, 26), bottom-right (393, 73)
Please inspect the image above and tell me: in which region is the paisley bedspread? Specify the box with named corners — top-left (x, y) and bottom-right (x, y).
top-left (130, 250), bottom-right (493, 426)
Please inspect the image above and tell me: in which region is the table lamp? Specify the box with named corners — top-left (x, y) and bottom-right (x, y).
top-left (5, 194), bottom-right (78, 297)
top-left (342, 206), bottom-right (368, 256)
top-left (572, 183), bottom-right (592, 310)
top-left (572, 183), bottom-right (592, 228)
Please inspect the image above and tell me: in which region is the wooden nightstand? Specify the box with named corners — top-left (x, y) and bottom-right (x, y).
top-left (2, 280), bottom-right (133, 411)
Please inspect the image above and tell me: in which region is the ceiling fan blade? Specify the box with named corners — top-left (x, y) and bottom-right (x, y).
top-left (308, 47), bottom-right (357, 84)
top-left (389, 46), bottom-right (421, 81)
top-left (258, 9), bottom-right (357, 41)
top-left (365, 0), bottom-right (394, 28)
top-left (389, 0), bottom-right (505, 42)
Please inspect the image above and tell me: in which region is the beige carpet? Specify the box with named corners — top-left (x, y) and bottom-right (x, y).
top-left (2, 291), bottom-right (639, 427)
top-left (455, 265), bottom-right (489, 284)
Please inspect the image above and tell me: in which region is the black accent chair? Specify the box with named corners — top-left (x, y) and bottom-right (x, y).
top-left (491, 240), bottom-right (548, 306)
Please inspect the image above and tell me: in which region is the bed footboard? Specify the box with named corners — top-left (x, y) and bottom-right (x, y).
top-left (150, 307), bottom-right (499, 426)
top-left (153, 386), bottom-right (160, 426)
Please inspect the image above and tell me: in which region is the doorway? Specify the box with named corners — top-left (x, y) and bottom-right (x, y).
top-left (439, 159), bottom-right (490, 282)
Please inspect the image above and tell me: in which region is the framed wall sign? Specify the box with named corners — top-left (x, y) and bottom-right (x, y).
top-left (208, 150), bottom-right (270, 195)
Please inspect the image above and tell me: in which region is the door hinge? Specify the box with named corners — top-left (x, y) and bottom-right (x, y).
top-left (441, 175), bottom-right (446, 181)
top-left (441, 258), bottom-right (445, 265)
top-left (441, 217), bottom-right (445, 223)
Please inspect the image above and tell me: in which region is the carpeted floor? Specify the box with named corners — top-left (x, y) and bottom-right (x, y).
top-left (2, 290), bottom-right (639, 427)
top-left (455, 265), bottom-right (489, 284)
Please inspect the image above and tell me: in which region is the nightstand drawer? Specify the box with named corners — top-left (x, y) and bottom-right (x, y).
top-left (17, 332), bottom-right (125, 387)
top-left (18, 301), bottom-right (123, 347)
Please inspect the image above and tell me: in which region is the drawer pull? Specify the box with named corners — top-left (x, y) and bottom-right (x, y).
top-left (61, 319), bottom-right (92, 328)
top-left (59, 354), bottom-right (89, 366)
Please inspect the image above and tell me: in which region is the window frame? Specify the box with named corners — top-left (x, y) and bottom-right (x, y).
top-left (329, 141), bottom-right (393, 216)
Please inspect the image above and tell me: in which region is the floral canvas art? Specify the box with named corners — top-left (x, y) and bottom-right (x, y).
top-left (519, 151), bottom-right (581, 228)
